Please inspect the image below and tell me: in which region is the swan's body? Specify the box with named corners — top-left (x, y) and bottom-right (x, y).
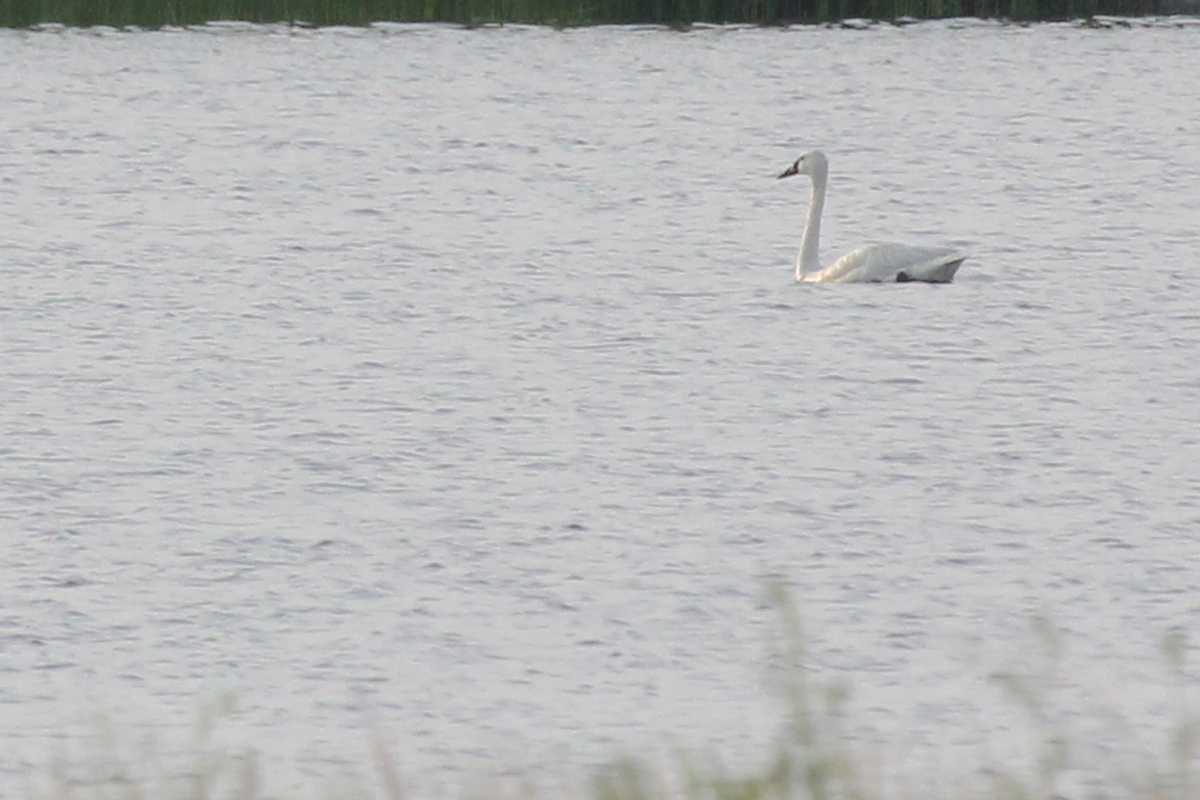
top-left (778, 151), bottom-right (966, 284)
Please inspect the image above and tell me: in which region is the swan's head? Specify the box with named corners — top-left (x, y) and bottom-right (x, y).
top-left (777, 150), bottom-right (828, 180)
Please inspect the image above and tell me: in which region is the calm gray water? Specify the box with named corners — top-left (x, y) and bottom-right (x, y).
top-left (2, 17), bottom-right (1200, 797)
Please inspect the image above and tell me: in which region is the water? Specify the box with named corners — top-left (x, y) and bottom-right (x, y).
top-left (2, 18), bottom-right (1200, 796)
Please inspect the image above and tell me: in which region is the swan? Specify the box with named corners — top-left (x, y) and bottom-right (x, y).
top-left (777, 151), bottom-right (967, 283)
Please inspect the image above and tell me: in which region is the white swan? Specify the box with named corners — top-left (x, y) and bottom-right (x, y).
top-left (777, 151), bottom-right (967, 284)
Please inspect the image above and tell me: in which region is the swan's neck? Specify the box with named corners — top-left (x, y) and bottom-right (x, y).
top-left (797, 171), bottom-right (826, 281)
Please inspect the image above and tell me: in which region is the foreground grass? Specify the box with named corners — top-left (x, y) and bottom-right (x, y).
top-left (33, 589), bottom-right (1200, 800)
top-left (0, 0), bottom-right (1170, 28)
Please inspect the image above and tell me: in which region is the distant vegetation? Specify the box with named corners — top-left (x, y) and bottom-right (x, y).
top-left (0, 0), bottom-right (1174, 27)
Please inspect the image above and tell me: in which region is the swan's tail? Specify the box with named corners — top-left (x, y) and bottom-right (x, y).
top-left (897, 249), bottom-right (967, 283)
top-left (915, 252), bottom-right (967, 283)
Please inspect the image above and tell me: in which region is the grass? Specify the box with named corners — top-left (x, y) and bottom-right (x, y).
top-left (0, 0), bottom-right (1169, 28)
top-left (31, 589), bottom-right (1200, 800)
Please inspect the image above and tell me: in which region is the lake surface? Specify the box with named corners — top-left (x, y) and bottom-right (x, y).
top-left (2, 17), bottom-right (1200, 797)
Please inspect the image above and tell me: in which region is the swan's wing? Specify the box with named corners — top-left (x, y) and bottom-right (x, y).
top-left (815, 244), bottom-right (967, 283)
